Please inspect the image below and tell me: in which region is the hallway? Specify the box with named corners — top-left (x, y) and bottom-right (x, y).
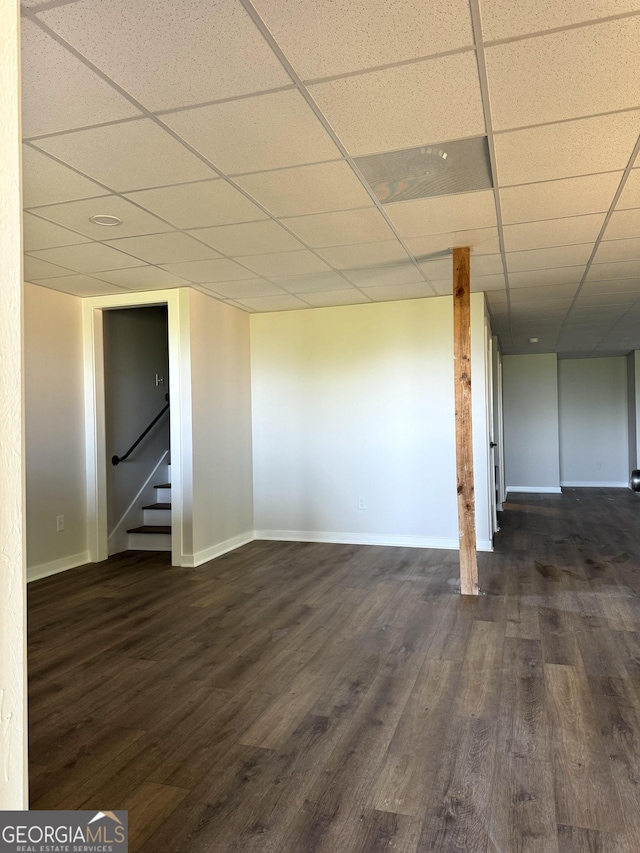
top-left (28, 490), bottom-right (640, 851)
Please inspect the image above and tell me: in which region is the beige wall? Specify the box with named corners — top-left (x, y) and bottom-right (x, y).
top-left (250, 294), bottom-right (493, 550)
top-left (25, 283), bottom-right (88, 577)
top-left (188, 289), bottom-right (254, 563)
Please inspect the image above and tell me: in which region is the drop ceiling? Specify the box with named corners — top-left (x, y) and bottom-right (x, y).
top-left (20, 0), bottom-right (640, 356)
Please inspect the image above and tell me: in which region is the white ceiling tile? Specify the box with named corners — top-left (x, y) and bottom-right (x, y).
top-left (32, 195), bottom-right (173, 240)
top-left (604, 209), bottom-right (640, 240)
top-left (309, 53), bottom-right (485, 156)
top-left (595, 237), bottom-right (640, 263)
top-left (236, 161), bottom-right (373, 217)
top-left (386, 191), bottom-right (497, 239)
top-left (587, 259), bottom-right (640, 279)
top-left (316, 239), bottom-right (411, 269)
top-left (616, 170), bottom-right (640, 210)
top-left (343, 264), bottom-right (423, 287)
top-left (31, 275), bottom-right (125, 296)
top-left (125, 181), bottom-right (268, 230)
top-left (499, 173), bottom-right (622, 224)
top-left (239, 250), bottom-right (331, 277)
top-left (494, 112), bottom-right (640, 185)
top-left (282, 208), bottom-right (394, 247)
top-left (29, 243), bottom-right (146, 273)
top-left (24, 255), bottom-right (75, 280)
top-left (481, 0), bottom-right (640, 41)
top-left (419, 257), bottom-right (455, 279)
top-left (22, 146), bottom-right (105, 208)
top-left (20, 18), bottom-right (140, 138)
top-left (204, 279), bottom-right (287, 299)
top-left (506, 244), bottom-right (592, 272)
top-left (163, 90), bottom-right (340, 173)
top-left (159, 258), bottom-right (256, 283)
top-left (93, 266), bottom-right (190, 289)
top-left (576, 291), bottom-right (639, 306)
top-left (510, 283), bottom-right (580, 301)
top-left (23, 212), bottom-right (91, 251)
top-left (104, 232), bottom-right (221, 264)
top-left (34, 119), bottom-right (213, 192)
top-left (302, 290), bottom-right (370, 307)
top-left (361, 282), bottom-right (437, 301)
top-left (508, 266), bottom-right (586, 287)
top-left (39, 0), bottom-right (291, 111)
top-left (470, 254), bottom-right (504, 276)
top-left (251, 0), bottom-right (473, 79)
top-left (470, 273), bottom-right (507, 291)
top-left (234, 294), bottom-right (309, 311)
top-left (503, 213), bottom-right (606, 252)
top-left (581, 278), bottom-right (640, 295)
top-left (187, 221), bottom-right (303, 256)
top-left (405, 227), bottom-right (500, 258)
top-left (271, 272), bottom-right (353, 293)
top-left (510, 297), bottom-right (573, 312)
top-left (487, 19), bottom-right (640, 131)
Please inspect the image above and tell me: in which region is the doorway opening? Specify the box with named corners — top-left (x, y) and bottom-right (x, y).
top-left (82, 288), bottom-right (190, 567)
top-left (104, 305), bottom-right (171, 555)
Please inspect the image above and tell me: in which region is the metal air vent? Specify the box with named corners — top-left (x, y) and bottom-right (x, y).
top-left (354, 136), bottom-right (493, 204)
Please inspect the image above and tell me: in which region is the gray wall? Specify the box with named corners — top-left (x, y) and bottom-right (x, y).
top-left (503, 353), bottom-right (560, 493)
top-left (558, 357), bottom-right (629, 486)
top-left (104, 306), bottom-right (170, 547)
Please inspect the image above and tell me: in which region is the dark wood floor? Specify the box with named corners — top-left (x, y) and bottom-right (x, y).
top-left (28, 489), bottom-right (640, 852)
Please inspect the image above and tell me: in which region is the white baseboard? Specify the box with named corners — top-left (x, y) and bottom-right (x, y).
top-left (27, 551), bottom-right (90, 583)
top-left (506, 486), bottom-right (562, 495)
top-left (560, 481), bottom-right (629, 488)
top-left (182, 531), bottom-right (256, 568)
top-left (255, 530), bottom-right (493, 552)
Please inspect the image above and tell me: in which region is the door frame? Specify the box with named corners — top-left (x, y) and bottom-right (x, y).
top-left (82, 288), bottom-right (192, 566)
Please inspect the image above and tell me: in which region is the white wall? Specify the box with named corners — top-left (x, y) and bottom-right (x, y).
top-left (250, 294), bottom-right (492, 550)
top-left (104, 306), bottom-right (170, 552)
top-left (188, 289), bottom-right (254, 564)
top-left (559, 357), bottom-right (629, 487)
top-left (503, 353), bottom-right (560, 493)
top-left (24, 283), bottom-right (88, 579)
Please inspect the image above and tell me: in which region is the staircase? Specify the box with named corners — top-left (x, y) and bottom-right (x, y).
top-left (127, 466), bottom-right (172, 551)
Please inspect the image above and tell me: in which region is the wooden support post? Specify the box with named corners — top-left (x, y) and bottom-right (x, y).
top-left (453, 247), bottom-right (479, 595)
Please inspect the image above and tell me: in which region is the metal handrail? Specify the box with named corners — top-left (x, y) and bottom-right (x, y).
top-left (112, 393), bottom-right (169, 466)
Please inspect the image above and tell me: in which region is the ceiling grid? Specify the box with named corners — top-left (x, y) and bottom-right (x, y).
top-left (17, 0), bottom-right (640, 352)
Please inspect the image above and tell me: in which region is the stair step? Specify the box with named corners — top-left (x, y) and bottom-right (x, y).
top-left (127, 525), bottom-right (171, 535)
top-left (142, 502), bottom-right (171, 510)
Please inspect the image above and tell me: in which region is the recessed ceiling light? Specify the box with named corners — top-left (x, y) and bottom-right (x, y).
top-left (529, 337), bottom-right (539, 343)
top-left (89, 214), bottom-right (123, 227)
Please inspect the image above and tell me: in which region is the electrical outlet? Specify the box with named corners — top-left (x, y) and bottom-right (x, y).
top-left (358, 497), bottom-right (366, 510)
top-left (56, 515), bottom-right (64, 532)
